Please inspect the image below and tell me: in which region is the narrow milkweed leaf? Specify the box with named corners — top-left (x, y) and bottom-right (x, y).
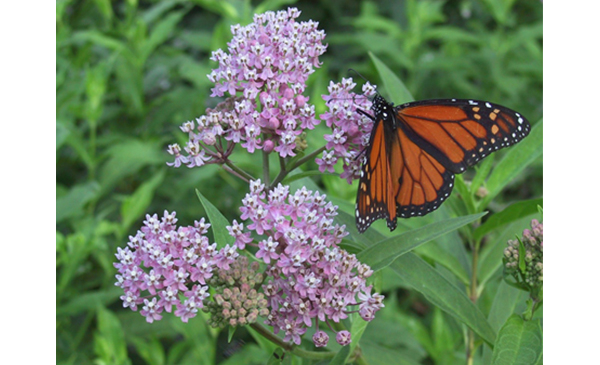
top-left (357, 213), bottom-right (486, 272)
top-left (483, 119), bottom-right (542, 207)
top-left (196, 189), bottom-right (233, 247)
top-left (369, 52), bottom-right (415, 103)
top-left (390, 254), bottom-right (496, 346)
top-left (474, 198), bottom-right (543, 241)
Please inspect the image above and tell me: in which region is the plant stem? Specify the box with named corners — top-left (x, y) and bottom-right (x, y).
top-left (269, 156), bottom-right (288, 190)
top-left (249, 323), bottom-right (334, 361)
top-left (288, 145), bottom-right (326, 172)
top-left (466, 239), bottom-right (481, 365)
top-left (269, 145), bottom-right (327, 188)
top-left (263, 149), bottom-right (270, 186)
top-left (223, 159), bottom-right (256, 183)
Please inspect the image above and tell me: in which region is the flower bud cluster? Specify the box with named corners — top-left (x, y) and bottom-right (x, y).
top-left (203, 256), bottom-right (269, 328)
top-left (503, 219), bottom-right (543, 290)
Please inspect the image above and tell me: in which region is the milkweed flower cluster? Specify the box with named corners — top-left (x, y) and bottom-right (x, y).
top-left (115, 186), bottom-right (385, 347)
top-left (318, 78), bottom-right (377, 183)
top-left (167, 8), bottom-right (327, 168)
top-left (241, 180), bottom-right (384, 346)
top-left (114, 211), bottom-right (242, 323)
top-left (503, 219), bottom-right (543, 292)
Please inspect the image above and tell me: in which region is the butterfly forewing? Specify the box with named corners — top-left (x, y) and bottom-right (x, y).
top-left (356, 119), bottom-right (398, 232)
top-left (397, 99), bottom-right (531, 173)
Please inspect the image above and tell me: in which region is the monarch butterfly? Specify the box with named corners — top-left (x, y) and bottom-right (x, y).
top-left (355, 95), bottom-right (531, 233)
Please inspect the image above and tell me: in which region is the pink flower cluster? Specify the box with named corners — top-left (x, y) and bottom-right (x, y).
top-left (114, 211), bottom-right (239, 323)
top-left (167, 7), bottom-right (327, 168)
top-left (241, 180), bottom-right (384, 346)
top-left (318, 78), bottom-right (377, 183)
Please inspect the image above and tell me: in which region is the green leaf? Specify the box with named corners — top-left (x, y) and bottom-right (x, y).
top-left (130, 336), bottom-right (166, 365)
top-left (349, 312), bottom-right (370, 356)
top-left (329, 197), bottom-right (375, 248)
top-left (517, 237), bottom-right (527, 273)
top-left (141, 0), bottom-right (182, 24)
top-left (431, 308), bottom-right (456, 361)
top-left (99, 138), bottom-right (165, 193)
top-left (190, 0), bottom-right (239, 19)
top-left (141, 10), bottom-right (187, 60)
top-left (196, 189), bottom-right (234, 247)
top-left (328, 345), bottom-right (351, 365)
top-left (228, 326), bottom-right (236, 343)
top-left (482, 119), bottom-right (543, 207)
top-left (170, 313), bottom-right (216, 364)
top-left (488, 281), bottom-right (527, 332)
top-left (94, 307), bottom-right (130, 364)
top-left (474, 198), bottom-right (543, 241)
top-left (92, 0), bottom-right (114, 20)
top-left (470, 154), bottom-right (495, 194)
top-left (362, 341), bottom-right (423, 365)
top-left (179, 56), bottom-right (213, 90)
top-left (390, 253), bottom-right (496, 346)
top-left (85, 59), bottom-right (112, 123)
top-left (220, 344), bottom-right (272, 365)
top-left (454, 174), bottom-right (476, 214)
top-left (58, 287), bottom-right (122, 316)
top-left (482, 281), bottom-right (527, 364)
top-left (71, 30), bottom-right (127, 53)
top-left (121, 170), bottom-right (165, 232)
top-left (255, 0), bottom-right (298, 15)
top-left (357, 213), bottom-right (486, 272)
top-left (491, 315), bottom-right (542, 364)
top-left (415, 242), bottom-right (471, 285)
top-left (56, 181), bottom-right (100, 223)
top-left (247, 325), bottom-right (278, 355)
top-left (482, 0), bottom-right (517, 25)
top-left (368, 52), bottom-right (414, 103)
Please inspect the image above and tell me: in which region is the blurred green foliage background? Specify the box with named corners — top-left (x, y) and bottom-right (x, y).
top-left (56, 0), bottom-right (542, 363)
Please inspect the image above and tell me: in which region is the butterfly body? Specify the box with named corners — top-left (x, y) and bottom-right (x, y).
top-left (355, 95), bottom-right (531, 233)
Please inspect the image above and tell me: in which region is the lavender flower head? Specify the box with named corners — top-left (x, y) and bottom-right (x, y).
top-left (318, 78), bottom-right (377, 183)
top-left (241, 180), bottom-right (384, 346)
top-left (168, 8), bottom-right (327, 168)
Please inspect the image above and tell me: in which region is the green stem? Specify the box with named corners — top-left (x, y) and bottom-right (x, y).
top-left (263, 150), bottom-right (271, 186)
top-left (466, 239), bottom-right (481, 365)
top-left (249, 323), bottom-right (334, 361)
top-left (269, 156), bottom-right (288, 190)
top-left (270, 145), bottom-right (327, 189)
top-left (288, 145), bottom-right (326, 172)
top-left (524, 297), bottom-right (542, 321)
top-left (223, 160), bottom-right (256, 183)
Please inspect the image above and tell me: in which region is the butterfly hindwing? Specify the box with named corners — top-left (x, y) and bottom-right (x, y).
top-left (391, 124), bottom-right (456, 220)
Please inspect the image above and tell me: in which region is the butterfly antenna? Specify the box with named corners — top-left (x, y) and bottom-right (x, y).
top-left (347, 68), bottom-right (369, 83)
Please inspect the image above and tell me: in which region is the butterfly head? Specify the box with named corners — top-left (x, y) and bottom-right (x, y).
top-left (371, 94), bottom-right (393, 121)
